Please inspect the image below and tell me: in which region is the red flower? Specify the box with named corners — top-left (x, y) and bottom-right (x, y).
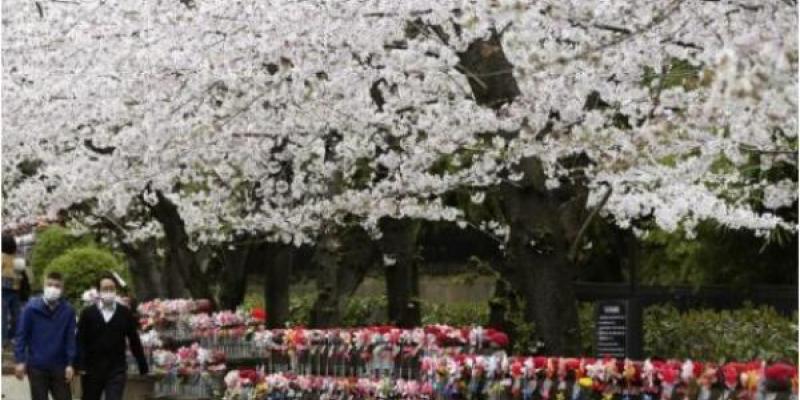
top-left (564, 358), bottom-right (581, 372)
top-left (765, 363), bottom-right (797, 383)
top-left (511, 361), bottom-right (524, 378)
top-left (722, 364), bottom-right (741, 387)
top-left (487, 331), bottom-right (509, 348)
top-left (250, 308), bottom-right (267, 322)
top-left (693, 362), bottom-right (704, 378)
top-left (239, 369), bottom-right (258, 382)
top-left (373, 325), bottom-right (393, 334)
top-left (660, 366), bottom-right (679, 385)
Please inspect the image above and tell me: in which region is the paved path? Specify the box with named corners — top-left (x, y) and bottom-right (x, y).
top-left (3, 375), bottom-right (85, 400)
top-left (3, 375), bottom-right (33, 400)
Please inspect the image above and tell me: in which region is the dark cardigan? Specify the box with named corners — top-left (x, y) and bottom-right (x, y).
top-left (76, 303), bottom-right (149, 375)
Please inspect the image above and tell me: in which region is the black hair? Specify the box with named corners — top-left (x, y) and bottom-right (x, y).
top-left (1, 235), bottom-right (17, 255)
top-left (46, 271), bottom-right (63, 281)
top-left (96, 272), bottom-right (119, 290)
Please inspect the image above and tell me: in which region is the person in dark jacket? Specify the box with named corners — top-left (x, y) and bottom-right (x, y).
top-left (14, 271), bottom-right (77, 400)
top-left (77, 273), bottom-right (149, 400)
top-left (3, 234), bottom-right (20, 349)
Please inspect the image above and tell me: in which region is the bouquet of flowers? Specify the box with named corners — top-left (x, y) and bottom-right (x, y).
top-left (222, 371), bottom-right (437, 400)
top-left (415, 355), bottom-right (797, 400)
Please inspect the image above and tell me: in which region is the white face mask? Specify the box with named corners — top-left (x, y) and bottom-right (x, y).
top-left (43, 286), bottom-right (61, 302)
top-left (100, 291), bottom-right (116, 306)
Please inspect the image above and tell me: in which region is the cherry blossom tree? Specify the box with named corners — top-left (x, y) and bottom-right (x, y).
top-left (3, 0), bottom-right (796, 352)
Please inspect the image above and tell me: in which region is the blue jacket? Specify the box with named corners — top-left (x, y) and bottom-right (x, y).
top-left (14, 296), bottom-right (77, 370)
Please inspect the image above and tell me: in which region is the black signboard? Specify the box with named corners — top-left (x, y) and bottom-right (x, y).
top-left (595, 299), bottom-right (642, 358)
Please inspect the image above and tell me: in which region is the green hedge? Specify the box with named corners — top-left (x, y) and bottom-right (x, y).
top-left (642, 303), bottom-right (797, 362)
top-left (30, 226), bottom-right (93, 285)
top-left (44, 246), bottom-right (129, 305)
top-left (578, 302), bottom-right (796, 361)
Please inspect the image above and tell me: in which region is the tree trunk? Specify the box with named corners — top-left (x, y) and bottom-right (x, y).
top-left (310, 234), bottom-right (341, 327)
top-left (120, 238), bottom-right (165, 301)
top-left (264, 244), bottom-right (292, 328)
top-left (162, 252), bottom-right (190, 298)
top-left (501, 172), bottom-right (582, 355)
top-left (449, 23), bottom-right (583, 355)
top-left (218, 244), bottom-right (252, 310)
top-left (150, 192), bottom-right (215, 303)
top-left (378, 218), bottom-right (421, 328)
top-left (310, 228), bottom-right (376, 327)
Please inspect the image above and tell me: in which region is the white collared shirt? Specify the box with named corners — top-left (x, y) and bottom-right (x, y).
top-left (100, 301), bottom-right (117, 322)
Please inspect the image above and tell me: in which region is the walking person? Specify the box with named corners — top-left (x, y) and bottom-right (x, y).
top-left (77, 273), bottom-right (149, 400)
top-left (2, 234), bottom-right (21, 349)
top-left (14, 271), bottom-right (77, 400)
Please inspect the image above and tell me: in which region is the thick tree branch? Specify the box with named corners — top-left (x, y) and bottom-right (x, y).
top-left (568, 182), bottom-right (612, 263)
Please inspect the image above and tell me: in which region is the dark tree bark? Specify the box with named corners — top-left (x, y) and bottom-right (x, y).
top-left (120, 238), bottom-right (165, 301)
top-left (218, 244), bottom-right (252, 310)
top-left (88, 212), bottom-right (176, 301)
top-left (310, 234), bottom-right (342, 327)
top-left (310, 228), bottom-right (377, 327)
top-left (456, 30), bottom-right (521, 109)
top-left (150, 191), bottom-right (215, 303)
top-left (264, 244), bottom-right (292, 328)
top-left (447, 24), bottom-right (585, 354)
top-left (501, 175), bottom-right (582, 355)
top-left (378, 218), bottom-right (421, 328)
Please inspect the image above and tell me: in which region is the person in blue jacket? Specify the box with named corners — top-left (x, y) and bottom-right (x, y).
top-left (14, 271), bottom-right (77, 400)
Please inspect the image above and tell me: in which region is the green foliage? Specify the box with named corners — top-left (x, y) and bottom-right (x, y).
top-left (640, 221), bottom-right (798, 287)
top-left (642, 58), bottom-right (704, 90)
top-left (44, 246), bottom-right (128, 305)
top-left (577, 302), bottom-right (796, 361)
top-left (30, 226), bottom-right (93, 286)
top-left (643, 304), bottom-right (797, 362)
top-left (507, 305), bottom-right (536, 355)
top-left (287, 292), bottom-right (315, 326)
top-left (578, 302), bottom-right (596, 355)
top-left (343, 296), bottom-right (389, 326)
top-left (241, 291), bottom-right (265, 311)
top-left (420, 301), bottom-right (488, 326)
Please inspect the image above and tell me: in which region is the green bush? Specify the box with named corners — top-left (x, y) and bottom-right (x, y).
top-left (420, 301), bottom-right (488, 326)
top-left (578, 301), bottom-right (796, 361)
top-left (241, 291), bottom-right (265, 312)
top-left (343, 296), bottom-right (388, 326)
top-left (287, 292), bottom-right (315, 326)
top-left (578, 302), bottom-right (596, 355)
top-left (44, 246), bottom-right (129, 305)
top-left (643, 303), bottom-right (797, 362)
top-left (30, 226), bottom-right (92, 286)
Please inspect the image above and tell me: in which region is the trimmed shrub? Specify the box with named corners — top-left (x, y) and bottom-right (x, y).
top-left (44, 246), bottom-right (129, 305)
top-left (578, 302), bottom-right (796, 361)
top-left (420, 300), bottom-right (488, 326)
top-left (30, 226), bottom-right (92, 285)
top-left (643, 303), bottom-right (797, 362)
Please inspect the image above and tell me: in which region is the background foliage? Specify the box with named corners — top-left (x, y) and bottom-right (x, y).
top-left (45, 246), bottom-right (129, 304)
top-left (30, 226), bottom-right (93, 286)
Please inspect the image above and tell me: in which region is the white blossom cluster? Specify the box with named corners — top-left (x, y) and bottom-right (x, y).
top-left (2, 0), bottom-right (796, 245)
